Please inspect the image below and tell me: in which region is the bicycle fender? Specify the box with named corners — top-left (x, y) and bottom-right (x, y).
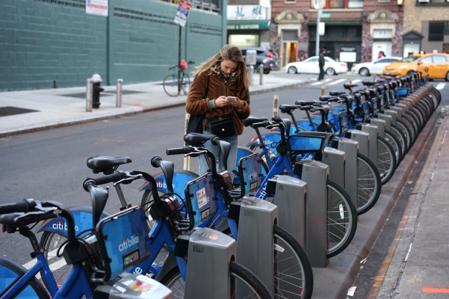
top-left (37, 209), bottom-right (109, 237)
top-left (155, 253), bottom-right (178, 281)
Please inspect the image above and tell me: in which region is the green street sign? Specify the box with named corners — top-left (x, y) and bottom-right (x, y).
top-left (227, 20), bottom-right (271, 30)
top-left (320, 12), bottom-right (331, 18)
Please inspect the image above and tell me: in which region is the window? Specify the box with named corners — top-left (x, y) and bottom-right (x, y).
top-left (420, 56), bottom-right (433, 63)
top-left (429, 22), bottom-right (445, 41)
top-left (282, 30), bottom-right (298, 41)
top-left (307, 57), bottom-right (319, 63)
top-left (433, 55), bottom-right (448, 62)
top-left (348, 0), bottom-right (364, 7)
top-left (329, 0), bottom-right (345, 8)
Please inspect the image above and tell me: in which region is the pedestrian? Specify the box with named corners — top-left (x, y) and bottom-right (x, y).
top-left (377, 50), bottom-right (386, 59)
top-left (186, 44), bottom-right (250, 175)
top-left (318, 50), bottom-right (325, 81)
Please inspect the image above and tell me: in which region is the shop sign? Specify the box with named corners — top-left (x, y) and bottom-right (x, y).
top-left (227, 20), bottom-right (271, 30)
top-left (86, 0), bottom-right (108, 16)
top-left (227, 5), bottom-right (270, 20)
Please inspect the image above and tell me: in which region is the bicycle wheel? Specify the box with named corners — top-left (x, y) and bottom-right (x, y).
top-left (0, 258), bottom-right (49, 299)
top-left (384, 131), bottom-right (402, 163)
top-left (327, 180), bottom-right (358, 258)
top-left (394, 120), bottom-right (412, 151)
top-left (181, 73), bottom-right (191, 95)
top-left (163, 73), bottom-right (180, 97)
top-left (356, 153), bottom-right (382, 215)
top-left (377, 136), bottom-right (397, 184)
top-left (273, 224), bottom-right (313, 299)
top-left (388, 126), bottom-right (406, 161)
top-left (160, 261), bottom-right (272, 299)
top-left (39, 231), bottom-right (70, 286)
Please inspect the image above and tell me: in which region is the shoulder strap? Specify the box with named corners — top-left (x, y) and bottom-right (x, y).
top-left (204, 74), bottom-right (210, 99)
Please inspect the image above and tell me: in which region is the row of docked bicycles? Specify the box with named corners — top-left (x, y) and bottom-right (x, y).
top-left (0, 71), bottom-right (441, 299)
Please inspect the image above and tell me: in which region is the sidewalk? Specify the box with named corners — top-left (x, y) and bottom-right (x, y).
top-left (375, 108), bottom-right (449, 298)
top-left (0, 72), bottom-right (311, 137)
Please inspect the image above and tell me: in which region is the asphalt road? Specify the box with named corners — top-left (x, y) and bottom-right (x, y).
top-left (0, 74), bottom-right (331, 264)
top-left (1, 73), bottom-right (447, 273)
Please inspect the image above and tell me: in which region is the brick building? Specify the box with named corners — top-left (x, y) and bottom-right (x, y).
top-left (403, 0), bottom-right (449, 55)
top-left (259, 0), bottom-right (404, 67)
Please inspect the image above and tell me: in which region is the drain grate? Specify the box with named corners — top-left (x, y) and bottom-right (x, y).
top-left (0, 106), bottom-right (38, 117)
top-left (62, 90), bottom-right (145, 99)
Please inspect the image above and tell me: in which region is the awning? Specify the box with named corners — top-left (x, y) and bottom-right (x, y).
top-left (227, 19), bottom-right (271, 30)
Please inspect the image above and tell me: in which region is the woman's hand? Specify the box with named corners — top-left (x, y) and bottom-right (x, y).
top-left (215, 96), bottom-right (229, 108)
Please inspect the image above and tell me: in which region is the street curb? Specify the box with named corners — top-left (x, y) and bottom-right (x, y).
top-left (312, 107), bottom-right (441, 299)
top-left (0, 80), bottom-right (313, 139)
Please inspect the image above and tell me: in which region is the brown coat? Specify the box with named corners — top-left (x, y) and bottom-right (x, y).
top-left (186, 69), bottom-right (250, 135)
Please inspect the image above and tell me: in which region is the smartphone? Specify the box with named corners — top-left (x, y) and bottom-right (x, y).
top-left (227, 96), bottom-right (237, 102)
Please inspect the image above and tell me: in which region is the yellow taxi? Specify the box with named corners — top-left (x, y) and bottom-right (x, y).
top-left (382, 53), bottom-right (449, 81)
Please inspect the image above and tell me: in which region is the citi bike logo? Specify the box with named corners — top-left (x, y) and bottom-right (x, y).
top-left (52, 220), bottom-right (79, 232)
top-left (118, 235), bottom-right (140, 252)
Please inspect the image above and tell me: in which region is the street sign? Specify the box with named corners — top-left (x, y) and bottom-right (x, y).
top-left (320, 12), bottom-right (331, 18)
top-left (174, 0), bottom-right (191, 27)
top-left (319, 22), bottom-right (325, 35)
top-left (86, 0), bottom-right (108, 16)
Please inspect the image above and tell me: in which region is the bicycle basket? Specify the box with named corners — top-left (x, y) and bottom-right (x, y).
top-left (184, 172), bottom-right (217, 227)
top-left (97, 206), bottom-right (151, 281)
top-left (238, 153), bottom-right (264, 196)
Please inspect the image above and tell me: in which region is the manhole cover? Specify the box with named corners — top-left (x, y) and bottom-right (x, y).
top-left (62, 90), bottom-right (145, 99)
top-left (0, 106), bottom-right (38, 117)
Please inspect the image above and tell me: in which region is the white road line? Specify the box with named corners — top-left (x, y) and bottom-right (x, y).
top-left (311, 78), bottom-right (333, 86)
top-left (22, 248), bottom-right (59, 269)
top-left (436, 83), bottom-right (446, 90)
top-left (326, 78), bottom-right (347, 86)
top-left (351, 79), bottom-right (361, 84)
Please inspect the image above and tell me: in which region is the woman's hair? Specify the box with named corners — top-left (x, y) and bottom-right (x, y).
top-left (194, 44), bottom-right (249, 91)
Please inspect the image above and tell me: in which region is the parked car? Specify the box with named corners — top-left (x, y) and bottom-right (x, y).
top-left (284, 56), bottom-right (348, 75)
top-left (382, 53), bottom-right (449, 81)
top-left (241, 47), bottom-right (278, 74)
top-left (351, 57), bottom-right (402, 76)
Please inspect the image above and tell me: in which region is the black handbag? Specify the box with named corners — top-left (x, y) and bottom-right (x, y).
top-left (207, 115), bottom-right (237, 138)
top-left (186, 75), bottom-right (209, 134)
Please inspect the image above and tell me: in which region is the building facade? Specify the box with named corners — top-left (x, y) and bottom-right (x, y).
top-left (0, 0), bottom-right (227, 90)
top-left (403, 0), bottom-right (449, 56)
top-left (267, 0), bottom-right (404, 67)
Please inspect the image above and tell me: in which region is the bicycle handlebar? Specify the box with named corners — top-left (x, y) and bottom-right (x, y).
top-left (0, 198), bottom-right (36, 214)
top-left (82, 172), bottom-right (128, 191)
top-left (166, 146), bottom-right (196, 156)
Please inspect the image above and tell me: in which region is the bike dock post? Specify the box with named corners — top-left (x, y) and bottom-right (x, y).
top-left (370, 118), bottom-right (386, 138)
top-left (376, 114), bottom-right (393, 130)
top-left (322, 146), bottom-right (346, 189)
top-left (235, 197), bottom-right (277, 295)
top-left (184, 227), bottom-right (236, 299)
top-left (362, 124), bottom-right (379, 163)
top-left (348, 129), bottom-right (370, 158)
top-left (298, 160), bottom-right (329, 267)
top-left (337, 138), bottom-right (359, 208)
top-left (268, 175), bottom-right (307, 246)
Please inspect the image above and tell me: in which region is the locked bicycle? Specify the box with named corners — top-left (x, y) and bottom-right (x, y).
top-left (162, 59), bottom-right (194, 97)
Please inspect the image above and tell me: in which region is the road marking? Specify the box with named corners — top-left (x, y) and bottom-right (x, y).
top-left (422, 288), bottom-right (449, 294)
top-left (326, 78), bottom-right (347, 86)
top-left (352, 79), bottom-right (361, 84)
top-left (23, 248), bottom-right (61, 270)
top-left (310, 78), bottom-right (332, 86)
top-left (436, 83), bottom-right (445, 90)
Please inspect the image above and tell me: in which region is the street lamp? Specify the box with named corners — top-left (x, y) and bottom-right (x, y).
top-left (314, 0), bottom-right (324, 56)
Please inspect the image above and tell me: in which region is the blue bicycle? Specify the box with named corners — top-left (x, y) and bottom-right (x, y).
top-left (0, 196), bottom-right (172, 298)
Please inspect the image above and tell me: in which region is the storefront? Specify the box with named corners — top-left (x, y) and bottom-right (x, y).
top-left (274, 10), bottom-right (304, 67)
top-left (227, 5), bottom-right (271, 48)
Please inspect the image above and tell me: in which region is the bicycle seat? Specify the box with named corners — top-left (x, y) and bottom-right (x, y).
top-left (329, 91), bottom-right (347, 96)
top-left (361, 81), bottom-right (376, 87)
top-left (295, 100), bottom-right (316, 106)
top-left (87, 156), bottom-right (132, 175)
top-left (319, 96), bottom-right (339, 102)
top-left (279, 104), bottom-right (300, 113)
top-left (184, 132), bottom-right (219, 146)
top-left (343, 83), bottom-right (358, 89)
top-left (0, 211), bottom-right (56, 232)
top-left (244, 117), bottom-right (269, 127)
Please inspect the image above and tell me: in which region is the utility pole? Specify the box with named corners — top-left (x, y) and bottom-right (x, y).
top-left (315, 0), bottom-right (322, 56)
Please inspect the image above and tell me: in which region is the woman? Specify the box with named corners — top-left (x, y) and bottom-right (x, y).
top-left (186, 45), bottom-right (250, 174)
